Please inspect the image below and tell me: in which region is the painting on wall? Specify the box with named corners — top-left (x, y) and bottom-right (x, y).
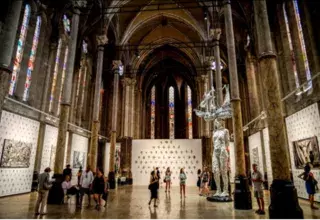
top-left (252, 147), bottom-right (259, 167)
top-left (73, 151), bottom-right (85, 168)
top-left (293, 136), bottom-right (320, 169)
top-left (0, 139), bottom-right (32, 168)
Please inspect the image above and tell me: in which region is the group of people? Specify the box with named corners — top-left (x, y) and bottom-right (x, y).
top-left (34, 165), bottom-right (110, 215)
top-left (148, 167), bottom-right (187, 207)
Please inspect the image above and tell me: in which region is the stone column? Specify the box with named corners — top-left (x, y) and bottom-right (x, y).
top-left (130, 79), bottom-right (136, 137)
top-left (109, 60), bottom-right (122, 174)
top-left (253, 0), bottom-right (303, 218)
top-left (121, 77), bottom-right (131, 137)
top-left (0, 0), bottom-right (23, 121)
top-left (88, 35), bottom-right (107, 171)
top-left (285, 1), bottom-right (308, 91)
top-left (224, 0), bottom-right (251, 210)
top-left (54, 6), bottom-right (81, 174)
top-left (77, 61), bottom-right (87, 125)
top-left (135, 88), bottom-right (142, 138)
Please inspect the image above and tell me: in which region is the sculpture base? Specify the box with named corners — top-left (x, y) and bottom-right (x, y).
top-left (47, 174), bottom-right (64, 204)
top-left (269, 179), bottom-right (303, 219)
top-left (207, 195), bottom-right (233, 202)
top-left (233, 175), bottom-right (252, 210)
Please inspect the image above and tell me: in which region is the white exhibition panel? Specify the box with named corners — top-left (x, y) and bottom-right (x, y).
top-left (104, 143), bottom-right (121, 175)
top-left (229, 142), bottom-right (235, 183)
top-left (0, 111), bottom-right (40, 197)
top-left (132, 139), bottom-right (202, 186)
top-left (262, 128), bottom-right (273, 188)
top-left (248, 132), bottom-right (265, 176)
top-left (285, 103), bottom-right (320, 201)
top-left (70, 134), bottom-right (89, 185)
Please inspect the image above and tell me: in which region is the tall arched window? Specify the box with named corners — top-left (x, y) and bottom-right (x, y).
top-left (9, 4), bottom-right (31, 95)
top-left (150, 86), bottom-right (155, 139)
top-left (187, 86), bottom-right (193, 139)
top-left (57, 47), bottom-right (69, 115)
top-left (283, 0), bottom-right (312, 91)
top-left (49, 39), bottom-right (62, 112)
top-left (22, 16), bottom-right (42, 101)
top-left (169, 86), bottom-right (175, 139)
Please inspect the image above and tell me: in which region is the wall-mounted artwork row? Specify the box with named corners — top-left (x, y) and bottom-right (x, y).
top-left (293, 136), bottom-right (319, 169)
top-left (0, 139), bottom-right (32, 168)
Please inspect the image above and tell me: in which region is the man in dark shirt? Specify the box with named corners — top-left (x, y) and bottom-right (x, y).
top-left (63, 164), bottom-right (72, 180)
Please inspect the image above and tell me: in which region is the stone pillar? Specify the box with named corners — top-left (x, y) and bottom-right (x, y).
top-left (88, 35), bottom-right (107, 171)
top-left (0, 0), bottom-right (23, 121)
top-left (109, 60), bottom-right (121, 173)
top-left (253, 0), bottom-right (303, 218)
top-left (224, 0), bottom-right (251, 210)
top-left (121, 77), bottom-right (131, 137)
top-left (54, 6), bottom-right (81, 174)
top-left (77, 61), bottom-right (87, 126)
top-left (135, 88), bottom-right (142, 138)
top-left (285, 1), bottom-right (308, 91)
top-left (130, 79), bottom-right (136, 137)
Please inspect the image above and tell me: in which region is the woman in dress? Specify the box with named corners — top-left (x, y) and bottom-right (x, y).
top-left (165, 167), bottom-right (172, 193)
top-left (200, 167), bottom-right (210, 196)
top-left (179, 168), bottom-right (187, 198)
top-left (197, 169), bottom-right (202, 193)
top-left (298, 163), bottom-right (318, 209)
top-left (148, 170), bottom-right (159, 207)
top-left (92, 167), bottom-right (105, 210)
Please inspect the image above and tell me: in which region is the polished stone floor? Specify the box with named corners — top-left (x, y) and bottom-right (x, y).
top-left (0, 185), bottom-right (319, 219)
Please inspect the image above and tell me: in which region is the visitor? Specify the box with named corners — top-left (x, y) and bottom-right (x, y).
top-left (179, 168), bottom-right (187, 198)
top-left (200, 167), bottom-right (210, 196)
top-left (148, 170), bottom-right (159, 207)
top-left (61, 175), bottom-right (80, 207)
top-left (156, 167), bottom-right (161, 189)
top-left (79, 165), bottom-right (94, 207)
top-left (92, 167), bottom-right (105, 210)
top-left (63, 164), bottom-right (72, 180)
top-left (197, 169), bottom-right (202, 193)
top-left (298, 163), bottom-right (319, 209)
top-left (102, 176), bottom-right (110, 207)
top-left (34, 167), bottom-right (52, 215)
top-left (77, 166), bottom-right (83, 186)
top-left (252, 164), bottom-right (265, 215)
top-left (164, 167), bottom-right (171, 193)
top-left (309, 151), bottom-right (315, 165)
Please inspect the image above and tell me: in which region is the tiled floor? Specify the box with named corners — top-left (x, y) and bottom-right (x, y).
top-left (0, 185), bottom-right (319, 219)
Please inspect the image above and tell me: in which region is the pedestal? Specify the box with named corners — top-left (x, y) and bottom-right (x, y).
top-left (233, 175), bottom-right (252, 210)
top-left (269, 180), bottom-right (303, 219)
top-left (47, 174), bottom-right (64, 204)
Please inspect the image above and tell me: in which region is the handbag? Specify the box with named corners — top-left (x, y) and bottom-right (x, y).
top-left (148, 184), bottom-right (152, 190)
top-left (163, 179), bottom-right (166, 183)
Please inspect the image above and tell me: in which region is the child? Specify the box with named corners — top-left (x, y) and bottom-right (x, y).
top-left (102, 176), bottom-right (110, 207)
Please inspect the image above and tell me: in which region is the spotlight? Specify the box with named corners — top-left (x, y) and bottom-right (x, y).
top-left (203, 7), bottom-right (208, 21)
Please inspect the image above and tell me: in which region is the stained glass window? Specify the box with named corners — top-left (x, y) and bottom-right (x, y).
top-left (63, 15), bottom-right (70, 34)
top-left (150, 86), bottom-right (155, 139)
top-left (293, 0), bottom-right (312, 91)
top-left (169, 86), bottom-right (175, 139)
top-left (22, 16), bottom-right (42, 101)
top-left (9, 4), bottom-right (31, 95)
top-left (187, 86), bottom-right (193, 139)
top-left (49, 39), bottom-right (62, 112)
top-left (57, 47), bottom-right (69, 115)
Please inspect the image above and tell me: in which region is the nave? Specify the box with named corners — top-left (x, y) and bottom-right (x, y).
top-left (0, 186), bottom-right (319, 219)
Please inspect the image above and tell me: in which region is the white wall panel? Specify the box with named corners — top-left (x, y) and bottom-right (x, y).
top-left (248, 132), bottom-right (264, 175)
top-left (0, 111), bottom-right (40, 197)
top-left (132, 139), bottom-right (202, 186)
top-left (104, 143), bottom-right (121, 175)
top-left (262, 128), bottom-right (273, 188)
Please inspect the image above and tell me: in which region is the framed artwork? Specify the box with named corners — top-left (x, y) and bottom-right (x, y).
top-left (0, 139), bottom-right (32, 168)
top-left (73, 151), bottom-right (85, 168)
top-left (293, 136), bottom-right (320, 169)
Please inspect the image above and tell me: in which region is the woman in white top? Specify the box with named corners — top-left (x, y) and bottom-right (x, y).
top-left (179, 168), bottom-right (187, 198)
top-left (164, 167), bottom-right (172, 193)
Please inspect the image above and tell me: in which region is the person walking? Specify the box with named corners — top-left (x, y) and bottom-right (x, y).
top-left (252, 164), bottom-right (265, 215)
top-left (102, 176), bottom-right (110, 207)
top-left (179, 168), bottom-right (187, 198)
top-left (63, 164), bottom-right (72, 180)
top-left (298, 163), bottom-right (319, 209)
top-left (79, 165), bottom-right (94, 207)
top-left (197, 169), bottom-right (202, 193)
top-left (200, 167), bottom-right (210, 196)
top-left (164, 167), bottom-right (172, 193)
top-left (92, 167), bottom-right (105, 210)
top-left (34, 167), bottom-right (52, 215)
top-left (148, 170), bottom-right (159, 207)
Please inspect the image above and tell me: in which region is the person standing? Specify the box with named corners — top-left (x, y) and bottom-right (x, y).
top-left (79, 165), bottom-right (94, 207)
top-left (298, 163), bottom-right (319, 209)
top-left (179, 168), bottom-right (187, 198)
top-left (34, 167), bottom-right (52, 215)
top-left (252, 164), bottom-right (265, 215)
top-left (63, 164), bottom-right (72, 180)
top-left (197, 169), bottom-right (202, 193)
top-left (200, 167), bottom-right (210, 196)
top-left (148, 170), bottom-right (159, 207)
top-left (164, 167), bottom-right (172, 193)
top-left (102, 176), bottom-right (110, 207)
top-left (156, 167), bottom-right (161, 189)
top-left (77, 166), bottom-right (83, 186)
top-left (92, 167), bottom-right (105, 210)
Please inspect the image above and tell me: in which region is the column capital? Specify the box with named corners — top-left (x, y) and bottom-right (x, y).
top-left (72, 0), bottom-right (87, 9)
top-left (210, 28), bottom-right (222, 41)
top-left (112, 60), bottom-right (123, 75)
top-left (96, 35), bottom-right (108, 47)
top-left (205, 56), bottom-right (215, 69)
